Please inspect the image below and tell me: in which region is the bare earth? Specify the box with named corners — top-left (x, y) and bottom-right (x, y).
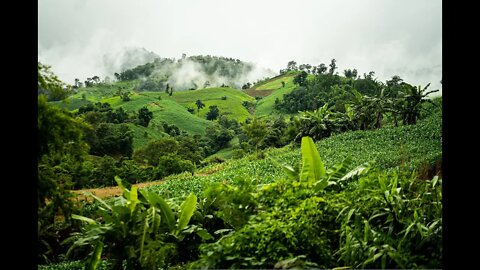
top-left (72, 180), bottom-right (165, 202)
top-left (71, 164), bottom-right (224, 202)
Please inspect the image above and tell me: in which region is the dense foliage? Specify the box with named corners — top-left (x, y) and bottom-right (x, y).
top-left (39, 57), bottom-right (442, 269)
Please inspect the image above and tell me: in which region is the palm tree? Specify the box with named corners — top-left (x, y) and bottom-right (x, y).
top-left (195, 99), bottom-right (205, 115)
top-left (398, 83), bottom-right (439, 125)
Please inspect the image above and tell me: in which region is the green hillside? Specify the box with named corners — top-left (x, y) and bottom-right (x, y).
top-left (254, 72), bottom-right (315, 116)
top-left (146, 110), bottom-right (442, 197)
top-left (52, 83), bottom-right (257, 150)
top-left (161, 87), bottom-right (255, 122)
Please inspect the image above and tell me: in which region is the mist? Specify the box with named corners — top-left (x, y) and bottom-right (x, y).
top-left (38, 0), bottom-right (441, 95)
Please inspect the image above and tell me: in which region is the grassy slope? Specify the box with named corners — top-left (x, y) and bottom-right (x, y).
top-left (52, 83), bottom-right (256, 150)
top-left (160, 87), bottom-right (255, 123)
top-left (254, 72), bottom-right (314, 116)
top-left (145, 109), bottom-right (442, 198)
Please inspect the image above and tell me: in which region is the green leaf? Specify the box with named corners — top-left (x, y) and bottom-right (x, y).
top-left (72, 214), bottom-right (97, 225)
top-left (340, 162), bottom-right (371, 182)
top-left (85, 241), bottom-right (104, 270)
top-left (114, 176), bottom-right (128, 194)
top-left (176, 193), bottom-right (197, 235)
top-left (196, 229), bottom-right (214, 240)
top-left (267, 154), bottom-right (299, 180)
top-left (141, 190), bottom-right (175, 231)
top-left (432, 175), bottom-right (439, 188)
top-left (127, 186), bottom-right (139, 213)
top-left (300, 136), bottom-right (325, 183)
top-left (83, 192), bottom-right (112, 211)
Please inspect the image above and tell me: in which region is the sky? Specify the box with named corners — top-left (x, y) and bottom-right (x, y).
top-left (38, 0), bottom-right (442, 95)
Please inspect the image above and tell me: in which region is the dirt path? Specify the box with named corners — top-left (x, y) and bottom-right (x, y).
top-left (72, 180), bottom-right (166, 202)
top-left (72, 164), bottom-right (225, 202)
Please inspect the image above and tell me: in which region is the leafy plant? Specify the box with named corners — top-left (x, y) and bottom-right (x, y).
top-left (67, 177), bottom-right (208, 269)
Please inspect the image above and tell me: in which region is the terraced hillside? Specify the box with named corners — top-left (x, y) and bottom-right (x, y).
top-left (52, 82), bottom-right (256, 150)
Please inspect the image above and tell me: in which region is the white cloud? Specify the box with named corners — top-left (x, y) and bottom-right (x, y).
top-left (38, 0), bottom-right (442, 94)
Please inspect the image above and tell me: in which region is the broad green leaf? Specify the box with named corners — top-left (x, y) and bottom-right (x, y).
top-left (300, 136), bottom-right (325, 182)
top-left (141, 190), bottom-right (175, 230)
top-left (72, 214), bottom-right (97, 225)
top-left (86, 241), bottom-right (104, 270)
top-left (127, 186), bottom-right (139, 213)
top-left (84, 192), bottom-right (111, 211)
top-left (140, 210), bottom-right (149, 262)
top-left (340, 162), bottom-right (371, 182)
top-left (114, 176), bottom-right (128, 194)
top-left (432, 175), bottom-right (439, 188)
top-left (196, 229), bottom-right (214, 240)
top-left (267, 154), bottom-right (299, 180)
top-left (176, 193), bottom-right (197, 235)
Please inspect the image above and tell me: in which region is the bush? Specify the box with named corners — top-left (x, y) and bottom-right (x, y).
top-left (155, 155), bottom-right (195, 179)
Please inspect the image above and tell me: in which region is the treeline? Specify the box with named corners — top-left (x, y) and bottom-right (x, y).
top-left (112, 55), bottom-right (255, 91)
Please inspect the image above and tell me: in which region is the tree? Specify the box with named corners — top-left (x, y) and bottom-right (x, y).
top-left (187, 107), bottom-right (195, 114)
top-left (196, 99), bottom-right (205, 114)
top-left (92, 75), bottom-right (100, 84)
top-left (281, 81), bottom-right (286, 88)
top-left (38, 94), bottom-right (90, 263)
top-left (122, 92), bottom-right (130, 101)
top-left (242, 117), bottom-right (268, 153)
top-left (293, 71), bottom-right (308, 87)
top-left (328, 59), bottom-right (337, 74)
top-left (317, 63), bottom-right (327, 74)
top-left (287, 61), bottom-right (298, 71)
top-left (38, 62), bottom-right (72, 101)
top-left (206, 105), bottom-right (220, 120)
top-left (398, 83), bottom-right (439, 125)
top-left (292, 104), bottom-right (335, 142)
top-left (343, 69), bottom-right (358, 79)
top-left (205, 124), bottom-right (234, 153)
top-left (138, 106), bottom-right (153, 127)
top-left (87, 123), bottom-right (134, 158)
top-left (133, 137), bottom-right (179, 166)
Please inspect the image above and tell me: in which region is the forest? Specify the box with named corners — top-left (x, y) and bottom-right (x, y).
top-left (38, 55), bottom-right (442, 269)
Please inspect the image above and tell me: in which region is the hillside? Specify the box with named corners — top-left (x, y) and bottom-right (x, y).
top-left (248, 71), bottom-right (316, 116)
top-left (52, 82), bottom-right (256, 150)
top-left (159, 87), bottom-right (255, 122)
top-left (145, 109), bottom-right (442, 197)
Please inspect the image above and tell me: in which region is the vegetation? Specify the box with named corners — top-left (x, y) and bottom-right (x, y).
top-left (38, 57), bottom-right (441, 269)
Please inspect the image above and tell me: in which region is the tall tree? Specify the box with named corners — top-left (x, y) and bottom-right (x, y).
top-left (398, 83), bottom-right (439, 125)
top-left (138, 107), bottom-right (153, 127)
top-left (287, 61), bottom-right (298, 71)
top-left (206, 105), bottom-right (220, 120)
top-left (38, 62), bottom-right (72, 101)
top-left (195, 99), bottom-right (205, 114)
top-left (328, 59), bottom-right (337, 74)
top-left (293, 71), bottom-right (308, 87)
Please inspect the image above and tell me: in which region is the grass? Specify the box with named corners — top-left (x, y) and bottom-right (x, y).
top-left (254, 73), bottom-right (314, 116)
top-left (254, 74), bottom-right (296, 90)
top-left (125, 123), bottom-right (166, 150)
top-left (159, 87), bottom-right (255, 122)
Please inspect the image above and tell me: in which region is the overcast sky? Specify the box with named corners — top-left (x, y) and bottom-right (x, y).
top-left (38, 0), bottom-right (442, 95)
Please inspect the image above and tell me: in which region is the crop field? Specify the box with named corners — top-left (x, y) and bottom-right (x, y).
top-left (144, 111), bottom-right (441, 198)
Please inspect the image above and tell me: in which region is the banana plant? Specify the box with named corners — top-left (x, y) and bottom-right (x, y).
top-left (66, 176), bottom-right (208, 270)
top-left (269, 136), bottom-right (371, 192)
